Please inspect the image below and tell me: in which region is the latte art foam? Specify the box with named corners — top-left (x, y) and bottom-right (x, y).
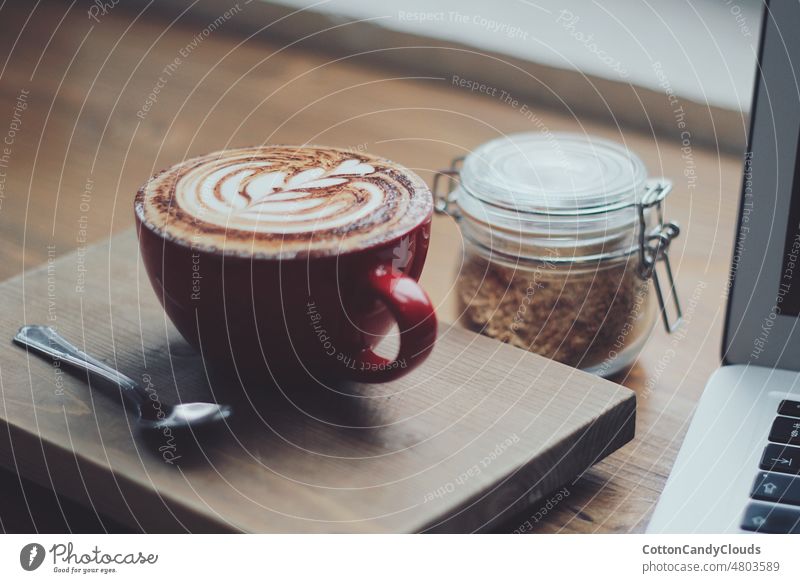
top-left (176, 155), bottom-right (384, 234)
top-left (135, 146), bottom-right (432, 258)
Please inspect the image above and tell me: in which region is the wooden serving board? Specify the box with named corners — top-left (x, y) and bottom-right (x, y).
top-left (0, 231), bottom-right (635, 533)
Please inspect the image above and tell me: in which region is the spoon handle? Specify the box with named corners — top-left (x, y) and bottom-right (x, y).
top-left (14, 325), bottom-right (147, 409)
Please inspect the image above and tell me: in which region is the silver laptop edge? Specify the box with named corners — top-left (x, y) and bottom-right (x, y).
top-left (649, 0), bottom-right (800, 533)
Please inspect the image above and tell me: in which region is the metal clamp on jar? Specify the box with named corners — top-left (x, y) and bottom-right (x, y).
top-left (434, 132), bottom-right (682, 377)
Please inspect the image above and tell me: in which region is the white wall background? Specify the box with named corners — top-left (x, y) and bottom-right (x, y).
top-left (268, 0), bottom-right (762, 112)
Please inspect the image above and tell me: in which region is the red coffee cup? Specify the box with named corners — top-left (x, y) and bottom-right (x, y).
top-left (134, 146), bottom-right (437, 386)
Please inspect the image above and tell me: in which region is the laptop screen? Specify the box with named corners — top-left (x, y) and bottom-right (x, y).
top-left (724, 0), bottom-right (800, 369)
top-left (780, 139), bottom-right (800, 317)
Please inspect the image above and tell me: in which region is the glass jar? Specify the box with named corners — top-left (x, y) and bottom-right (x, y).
top-left (434, 132), bottom-right (681, 377)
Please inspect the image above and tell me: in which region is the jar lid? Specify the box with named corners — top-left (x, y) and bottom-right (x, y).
top-left (452, 132), bottom-right (656, 264)
top-left (459, 132), bottom-right (648, 215)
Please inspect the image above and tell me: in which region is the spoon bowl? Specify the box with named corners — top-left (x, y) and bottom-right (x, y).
top-left (138, 401), bottom-right (233, 434)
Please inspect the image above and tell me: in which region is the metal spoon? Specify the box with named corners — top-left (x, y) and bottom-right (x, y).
top-left (13, 325), bottom-right (232, 435)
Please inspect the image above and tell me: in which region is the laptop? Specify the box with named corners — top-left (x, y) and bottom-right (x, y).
top-left (648, 0), bottom-right (800, 534)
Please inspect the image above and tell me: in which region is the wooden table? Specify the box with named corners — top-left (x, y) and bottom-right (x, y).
top-left (0, 0), bottom-right (744, 533)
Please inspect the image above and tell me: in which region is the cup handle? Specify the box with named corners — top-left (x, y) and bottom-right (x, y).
top-left (346, 263), bottom-right (437, 383)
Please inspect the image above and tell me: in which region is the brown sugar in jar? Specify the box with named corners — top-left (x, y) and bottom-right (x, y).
top-left (435, 133), bottom-right (681, 376)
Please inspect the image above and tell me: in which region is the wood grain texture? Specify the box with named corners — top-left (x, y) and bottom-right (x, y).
top-left (0, 230), bottom-right (634, 533)
top-left (0, 0), bottom-right (744, 532)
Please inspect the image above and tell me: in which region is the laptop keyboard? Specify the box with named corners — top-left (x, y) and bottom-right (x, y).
top-left (742, 400), bottom-right (800, 533)
top-left (768, 416), bottom-right (800, 446)
top-left (760, 443), bottom-right (800, 474)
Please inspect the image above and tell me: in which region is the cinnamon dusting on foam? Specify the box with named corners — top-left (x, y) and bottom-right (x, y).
top-left (134, 146), bottom-right (432, 258)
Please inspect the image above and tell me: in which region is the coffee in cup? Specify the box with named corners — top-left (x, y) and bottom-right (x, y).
top-left (135, 145), bottom-right (437, 385)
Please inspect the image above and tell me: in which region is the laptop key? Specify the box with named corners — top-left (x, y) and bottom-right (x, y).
top-left (760, 443), bottom-right (800, 474)
top-left (779, 400), bottom-right (800, 418)
top-left (741, 502), bottom-right (800, 533)
top-left (751, 472), bottom-right (800, 506)
top-left (768, 416), bottom-right (800, 446)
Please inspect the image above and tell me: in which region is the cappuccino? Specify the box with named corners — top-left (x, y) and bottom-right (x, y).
top-left (135, 145), bottom-right (432, 259)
